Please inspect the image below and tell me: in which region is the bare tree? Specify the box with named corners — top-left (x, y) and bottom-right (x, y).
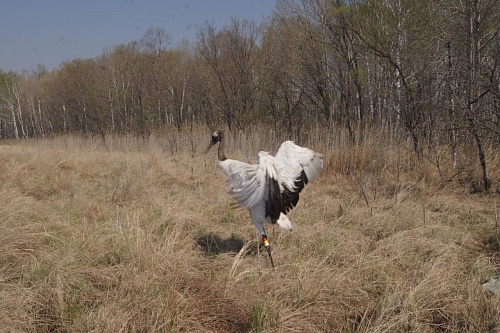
top-left (0, 71), bottom-right (22, 139)
top-left (455, 0), bottom-right (500, 191)
top-left (197, 18), bottom-right (261, 130)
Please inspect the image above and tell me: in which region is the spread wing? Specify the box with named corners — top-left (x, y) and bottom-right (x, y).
top-left (219, 142), bottom-right (323, 223)
top-left (220, 159), bottom-right (266, 209)
top-left (272, 141), bottom-right (323, 214)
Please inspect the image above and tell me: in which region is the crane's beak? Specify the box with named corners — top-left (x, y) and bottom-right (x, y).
top-left (205, 141), bottom-right (215, 154)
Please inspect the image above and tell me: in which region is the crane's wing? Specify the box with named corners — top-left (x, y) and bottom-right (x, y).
top-left (272, 141), bottom-right (323, 213)
top-left (219, 159), bottom-right (266, 209)
top-left (218, 142), bottom-right (322, 225)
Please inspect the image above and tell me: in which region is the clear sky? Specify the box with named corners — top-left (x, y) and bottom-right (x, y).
top-left (1, 0), bottom-right (276, 73)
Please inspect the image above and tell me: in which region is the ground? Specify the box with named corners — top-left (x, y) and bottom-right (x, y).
top-left (0, 130), bottom-right (499, 332)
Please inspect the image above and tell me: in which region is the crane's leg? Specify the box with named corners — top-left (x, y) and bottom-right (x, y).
top-left (257, 231), bottom-right (261, 270)
top-left (261, 232), bottom-right (275, 268)
top-left (251, 215), bottom-right (275, 269)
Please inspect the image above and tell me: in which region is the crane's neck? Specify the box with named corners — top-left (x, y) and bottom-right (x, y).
top-left (218, 134), bottom-right (227, 161)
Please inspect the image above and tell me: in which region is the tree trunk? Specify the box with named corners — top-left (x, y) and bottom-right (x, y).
top-left (466, 0), bottom-right (491, 192)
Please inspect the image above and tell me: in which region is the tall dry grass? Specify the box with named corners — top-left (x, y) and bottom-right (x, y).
top-left (0, 127), bottom-right (499, 332)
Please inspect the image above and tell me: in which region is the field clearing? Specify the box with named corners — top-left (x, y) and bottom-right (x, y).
top-left (1, 130), bottom-right (499, 332)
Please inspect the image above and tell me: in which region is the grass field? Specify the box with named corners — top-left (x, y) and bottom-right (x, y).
top-left (1, 128), bottom-right (499, 332)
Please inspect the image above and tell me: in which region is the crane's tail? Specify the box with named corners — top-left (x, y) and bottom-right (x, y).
top-left (277, 213), bottom-right (293, 231)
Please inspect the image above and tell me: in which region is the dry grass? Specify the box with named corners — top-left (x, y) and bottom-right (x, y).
top-left (0, 128), bottom-right (499, 332)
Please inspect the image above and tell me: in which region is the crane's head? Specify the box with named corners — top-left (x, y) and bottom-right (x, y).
top-left (205, 130), bottom-right (223, 153)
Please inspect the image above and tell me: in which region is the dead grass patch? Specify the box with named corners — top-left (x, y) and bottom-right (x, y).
top-left (0, 130), bottom-right (499, 332)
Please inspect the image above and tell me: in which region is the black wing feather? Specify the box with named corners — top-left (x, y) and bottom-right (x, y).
top-left (266, 176), bottom-right (282, 222)
top-left (265, 170), bottom-right (309, 223)
top-left (281, 170), bottom-right (308, 213)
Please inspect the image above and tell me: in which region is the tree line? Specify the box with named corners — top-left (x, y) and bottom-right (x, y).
top-left (1, 0), bottom-right (499, 190)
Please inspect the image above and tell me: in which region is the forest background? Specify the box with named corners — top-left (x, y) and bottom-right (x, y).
top-left (2, 1), bottom-right (500, 331)
top-left (0, 0), bottom-right (500, 190)
top-left (1, 0), bottom-right (499, 191)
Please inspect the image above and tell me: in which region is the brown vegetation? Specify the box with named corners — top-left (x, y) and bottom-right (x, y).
top-left (0, 127), bottom-right (499, 332)
top-left (2, 0), bottom-right (499, 330)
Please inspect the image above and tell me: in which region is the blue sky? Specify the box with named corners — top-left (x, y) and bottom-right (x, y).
top-left (1, 0), bottom-right (276, 73)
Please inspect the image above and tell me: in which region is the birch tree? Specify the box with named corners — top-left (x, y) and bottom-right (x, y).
top-left (0, 71), bottom-right (21, 139)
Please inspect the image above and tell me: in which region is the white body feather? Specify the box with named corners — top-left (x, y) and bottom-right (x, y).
top-left (218, 141), bottom-right (323, 235)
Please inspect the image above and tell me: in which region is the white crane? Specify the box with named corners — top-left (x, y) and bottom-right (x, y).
top-left (206, 130), bottom-right (323, 268)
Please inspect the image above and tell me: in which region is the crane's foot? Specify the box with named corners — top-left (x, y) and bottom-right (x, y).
top-left (262, 234), bottom-right (275, 268)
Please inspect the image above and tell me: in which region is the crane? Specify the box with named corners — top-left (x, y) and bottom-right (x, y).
top-left (205, 130), bottom-right (323, 268)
